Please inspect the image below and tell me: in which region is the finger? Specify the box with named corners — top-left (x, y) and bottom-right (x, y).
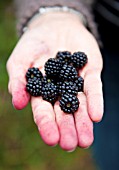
top-left (54, 101), bottom-right (78, 151)
top-left (9, 78), bottom-right (30, 110)
top-left (84, 69), bottom-right (104, 122)
top-left (6, 37), bottom-right (35, 109)
top-left (7, 59), bottom-right (30, 110)
top-left (31, 97), bottom-right (60, 146)
top-left (30, 52), bottom-right (60, 146)
top-left (74, 93), bottom-right (94, 148)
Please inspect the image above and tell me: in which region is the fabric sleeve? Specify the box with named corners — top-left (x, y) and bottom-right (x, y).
top-left (14, 0), bottom-right (101, 45)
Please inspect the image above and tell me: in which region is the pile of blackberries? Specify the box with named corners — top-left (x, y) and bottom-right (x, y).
top-left (26, 51), bottom-right (87, 114)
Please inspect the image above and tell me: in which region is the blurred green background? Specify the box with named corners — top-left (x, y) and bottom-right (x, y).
top-left (0, 1), bottom-right (96, 170)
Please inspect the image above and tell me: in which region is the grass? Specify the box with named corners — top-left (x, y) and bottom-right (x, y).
top-left (0, 1), bottom-right (96, 170)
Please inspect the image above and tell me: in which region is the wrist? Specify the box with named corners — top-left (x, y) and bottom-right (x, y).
top-left (28, 12), bottom-right (85, 30)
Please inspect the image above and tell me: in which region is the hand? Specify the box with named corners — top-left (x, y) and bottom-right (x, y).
top-left (6, 12), bottom-right (103, 151)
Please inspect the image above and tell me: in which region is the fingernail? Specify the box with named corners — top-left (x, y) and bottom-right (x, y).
top-left (66, 148), bottom-right (76, 153)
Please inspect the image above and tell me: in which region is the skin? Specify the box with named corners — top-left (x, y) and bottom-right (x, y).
top-left (6, 12), bottom-right (103, 151)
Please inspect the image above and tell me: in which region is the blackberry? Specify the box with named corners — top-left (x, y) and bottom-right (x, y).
top-left (41, 83), bottom-right (58, 104)
top-left (26, 67), bottom-right (43, 81)
top-left (60, 94), bottom-right (79, 114)
top-left (42, 76), bottom-right (55, 86)
top-left (59, 81), bottom-right (78, 96)
top-left (71, 52), bottom-right (88, 68)
top-left (45, 58), bottom-right (62, 78)
top-left (75, 76), bottom-right (84, 92)
top-left (56, 51), bottom-right (72, 64)
top-left (26, 78), bottom-right (42, 96)
top-left (59, 64), bottom-right (78, 81)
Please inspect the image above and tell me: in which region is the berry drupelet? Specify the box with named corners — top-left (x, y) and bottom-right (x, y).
top-left (41, 82), bottom-right (58, 104)
top-left (60, 93), bottom-right (79, 114)
top-left (26, 78), bottom-right (42, 96)
top-left (75, 76), bottom-right (84, 92)
top-left (56, 51), bottom-right (72, 64)
top-left (45, 58), bottom-right (62, 78)
top-left (26, 67), bottom-right (43, 81)
top-left (59, 81), bottom-right (78, 96)
top-left (71, 51), bottom-right (88, 68)
top-left (59, 64), bottom-right (78, 81)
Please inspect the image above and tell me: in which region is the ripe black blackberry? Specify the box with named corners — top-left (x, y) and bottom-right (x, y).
top-left (59, 64), bottom-right (78, 81)
top-left (26, 67), bottom-right (43, 81)
top-left (26, 78), bottom-right (42, 96)
top-left (45, 58), bottom-right (62, 78)
top-left (60, 94), bottom-right (79, 114)
top-left (59, 81), bottom-right (78, 96)
top-left (56, 51), bottom-right (72, 64)
top-left (75, 76), bottom-right (84, 92)
top-left (71, 52), bottom-right (88, 68)
top-left (42, 76), bottom-right (55, 86)
top-left (41, 82), bottom-right (58, 104)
